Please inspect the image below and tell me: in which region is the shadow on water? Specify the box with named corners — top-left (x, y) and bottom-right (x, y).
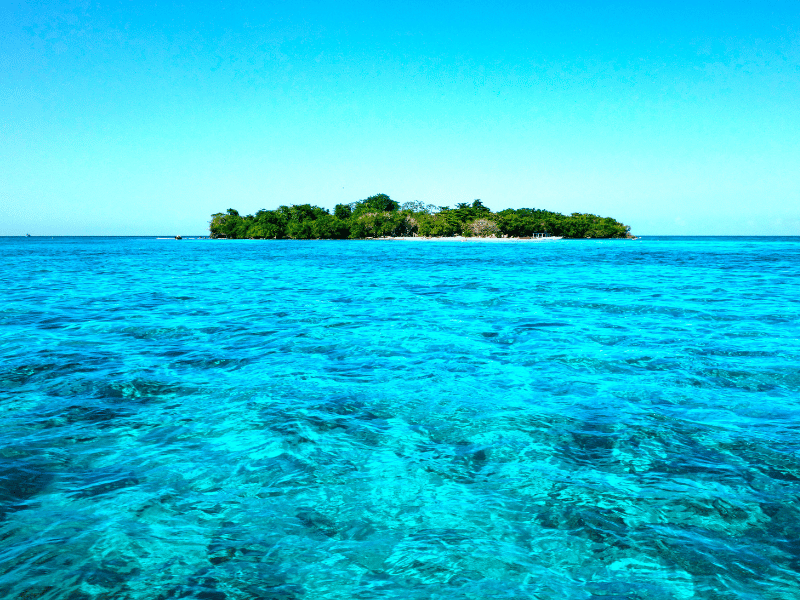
top-left (0, 461), bottom-right (54, 521)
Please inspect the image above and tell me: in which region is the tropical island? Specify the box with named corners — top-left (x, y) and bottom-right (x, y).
top-left (209, 194), bottom-right (633, 239)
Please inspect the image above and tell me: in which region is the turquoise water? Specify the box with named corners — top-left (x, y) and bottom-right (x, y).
top-left (1, 236), bottom-right (799, 600)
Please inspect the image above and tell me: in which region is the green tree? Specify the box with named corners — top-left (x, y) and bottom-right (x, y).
top-left (313, 214), bottom-right (350, 239)
top-left (351, 193), bottom-right (399, 217)
top-left (209, 196), bottom-right (632, 239)
top-left (249, 209), bottom-right (288, 238)
top-left (334, 204), bottom-right (352, 220)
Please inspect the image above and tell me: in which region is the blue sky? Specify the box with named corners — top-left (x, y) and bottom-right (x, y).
top-left (2, 1), bottom-right (798, 235)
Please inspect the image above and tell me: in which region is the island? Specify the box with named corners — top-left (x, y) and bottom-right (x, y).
top-left (209, 194), bottom-right (633, 240)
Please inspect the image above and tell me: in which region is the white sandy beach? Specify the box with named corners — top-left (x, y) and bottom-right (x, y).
top-left (377, 236), bottom-right (563, 242)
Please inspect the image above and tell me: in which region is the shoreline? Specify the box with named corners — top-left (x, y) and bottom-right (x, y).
top-left (374, 236), bottom-right (564, 242)
top-left (199, 235), bottom-right (644, 241)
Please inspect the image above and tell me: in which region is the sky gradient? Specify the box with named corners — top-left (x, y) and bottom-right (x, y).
top-left (2, 1), bottom-right (799, 235)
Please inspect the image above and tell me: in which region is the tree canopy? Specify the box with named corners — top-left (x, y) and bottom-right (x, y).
top-left (209, 194), bottom-right (632, 240)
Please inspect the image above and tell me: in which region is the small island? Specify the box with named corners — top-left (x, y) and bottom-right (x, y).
top-left (209, 194), bottom-right (633, 240)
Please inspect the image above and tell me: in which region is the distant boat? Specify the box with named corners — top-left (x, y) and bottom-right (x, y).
top-left (175, 235), bottom-right (182, 240)
top-left (26, 233), bottom-right (31, 237)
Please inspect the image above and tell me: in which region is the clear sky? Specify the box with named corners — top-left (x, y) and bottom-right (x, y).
top-left (2, 1), bottom-right (798, 235)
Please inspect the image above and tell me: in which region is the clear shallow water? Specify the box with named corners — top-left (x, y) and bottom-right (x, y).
top-left (1, 236), bottom-right (799, 600)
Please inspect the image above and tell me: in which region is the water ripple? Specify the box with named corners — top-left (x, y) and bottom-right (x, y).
top-left (1, 236), bottom-right (799, 599)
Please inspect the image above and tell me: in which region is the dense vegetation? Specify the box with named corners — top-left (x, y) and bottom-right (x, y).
top-left (209, 194), bottom-right (632, 239)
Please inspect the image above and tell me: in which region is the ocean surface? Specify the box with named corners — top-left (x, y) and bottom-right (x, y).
top-left (1, 236), bottom-right (799, 600)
